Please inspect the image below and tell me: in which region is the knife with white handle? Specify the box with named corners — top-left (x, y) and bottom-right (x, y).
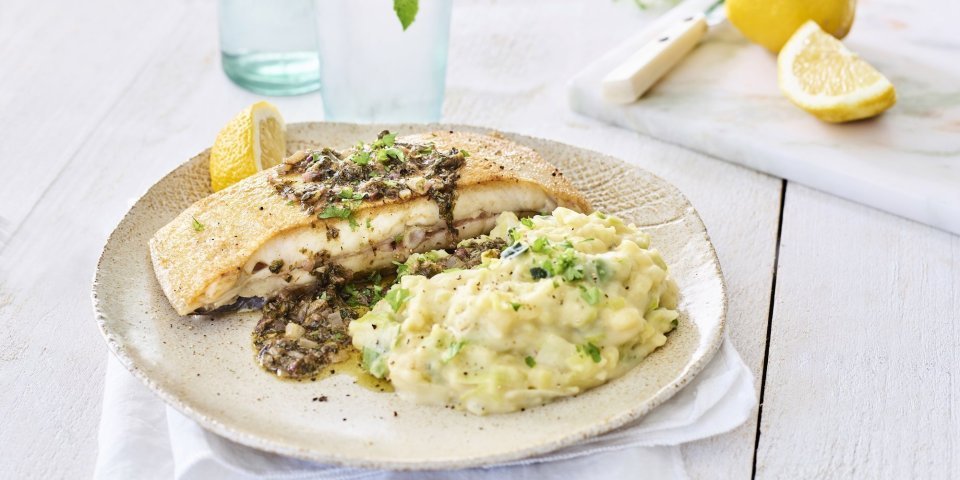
top-left (602, 1), bottom-right (725, 104)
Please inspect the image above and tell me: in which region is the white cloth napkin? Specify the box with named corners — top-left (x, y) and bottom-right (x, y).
top-left (95, 337), bottom-right (753, 480)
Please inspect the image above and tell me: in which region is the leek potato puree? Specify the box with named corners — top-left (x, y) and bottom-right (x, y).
top-left (349, 207), bottom-right (679, 414)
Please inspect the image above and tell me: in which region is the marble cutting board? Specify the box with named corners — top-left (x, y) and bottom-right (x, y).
top-left (569, 0), bottom-right (960, 235)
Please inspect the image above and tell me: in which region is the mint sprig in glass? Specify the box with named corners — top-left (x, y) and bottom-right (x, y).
top-left (393, 0), bottom-right (419, 29)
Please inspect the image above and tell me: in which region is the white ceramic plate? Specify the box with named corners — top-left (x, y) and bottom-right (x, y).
top-left (92, 123), bottom-right (726, 470)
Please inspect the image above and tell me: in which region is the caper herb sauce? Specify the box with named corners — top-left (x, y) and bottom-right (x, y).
top-left (269, 130), bottom-right (466, 233)
top-left (252, 234), bottom-right (507, 381)
top-left (253, 261), bottom-right (385, 380)
top-left (254, 131), bottom-right (472, 382)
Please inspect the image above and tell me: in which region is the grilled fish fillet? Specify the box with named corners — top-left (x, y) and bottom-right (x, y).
top-left (149, 131), bottom-right (590, 315)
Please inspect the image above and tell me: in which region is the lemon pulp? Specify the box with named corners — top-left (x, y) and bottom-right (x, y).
top-left (777, 21), bottom-right (896, 123)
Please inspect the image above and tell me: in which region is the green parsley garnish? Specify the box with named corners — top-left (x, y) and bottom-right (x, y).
top-left (520, 218), bottom-right (534, 228)
top-left (349, 150), bottom-right (371, 165)
top-left (367, 285), bottom-right (385, 304)
top-left (670, 318), bottom-right (679, 329)
top-left (377, 147), bottom-right (405, 163)
top-left (594, 260), bottom-right (611, 282)
top-left (441, 340), bottom-right (465, 362)
top-left (343, 284), bottom-right (361, 307)
top-left (318, 204), bottom-right (354, 220)
top-left (191, 217), bottom-right (205, 232)
top-left (541, 260), bottom-right (556, 276)
top-left (392, 261), bottom-right (411, 277)
top-left (384, 287), bottom-right (411, 312)
top-left (373, 131), bottom-right (397, 147)
top-left (338, 187), bottom-right (365, 200)
top-left (318, 203), bottom-right (358, 230)
top-left (525, 356), bottom-right (536, 368)
top-left (529, 267), bottom-right (549, 279)
top-left (579, 285), bottom-right (602, 305)
top-left (580, 343), bottom-right (602, 363)
top-left (531, 236), bottom-right (549, 253)
top-left (554, 250), bottom-right (584, 281)
top-left (510, 302), bottom-right (522, 311)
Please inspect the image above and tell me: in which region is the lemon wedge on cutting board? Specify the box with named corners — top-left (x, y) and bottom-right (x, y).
top-left (778, 21), bottom-right (896, 123)
top-left (209, 101), bottom-right (286, 192)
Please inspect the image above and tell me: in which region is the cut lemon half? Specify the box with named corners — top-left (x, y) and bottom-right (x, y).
top-left (209, 101), bottom-right (286, 192)
top-left (778, 20), bottom-right (896, 123)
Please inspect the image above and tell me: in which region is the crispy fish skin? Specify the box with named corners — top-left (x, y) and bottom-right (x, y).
top-left (149, 131), bottom-right (590, 315)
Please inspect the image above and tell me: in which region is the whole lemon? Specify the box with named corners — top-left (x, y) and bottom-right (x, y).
top-left (726, 0), bottom-right (857, 52)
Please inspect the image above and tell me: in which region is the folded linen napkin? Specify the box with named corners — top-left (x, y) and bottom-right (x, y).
top-left (95, 336), bottom-right (754, 479)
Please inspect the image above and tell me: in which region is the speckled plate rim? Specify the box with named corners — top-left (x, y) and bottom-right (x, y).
top-left (92, 122), bottom-right (727, 470)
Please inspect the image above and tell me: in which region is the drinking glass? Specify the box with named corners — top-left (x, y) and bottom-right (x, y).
top-left (315, 0), bottom-right (453, 122)
top-left (219, 0), bottom-right (321, 96)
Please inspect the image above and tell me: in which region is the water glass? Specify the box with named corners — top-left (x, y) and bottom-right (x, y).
top-left (315, 0), bottom-right (453, 122)
top-left (219, 0), bottom-right (321, 96)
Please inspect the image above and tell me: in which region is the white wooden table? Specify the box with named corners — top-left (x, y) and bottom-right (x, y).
top-left (1, 0), bottom-right (957, 478)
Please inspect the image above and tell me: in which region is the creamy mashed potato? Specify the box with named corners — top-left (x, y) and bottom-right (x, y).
top-left (349, 207), bottom-right (679, 415)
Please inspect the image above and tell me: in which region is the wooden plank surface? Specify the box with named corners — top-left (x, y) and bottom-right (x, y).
top-left (0, 3), bottom-right (240, 478)
top-left (756, 184), bottom-right (960, 479)
top-left (0, 0), bottom-right (189, 250)
top-left (676, 178), bottom-right (781, 480)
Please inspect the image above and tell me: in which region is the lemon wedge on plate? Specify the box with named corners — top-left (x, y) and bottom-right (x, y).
top-left (778, 21), bottom-right (896, 123)
top-left (209, 101), bottom-right (286, 192)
